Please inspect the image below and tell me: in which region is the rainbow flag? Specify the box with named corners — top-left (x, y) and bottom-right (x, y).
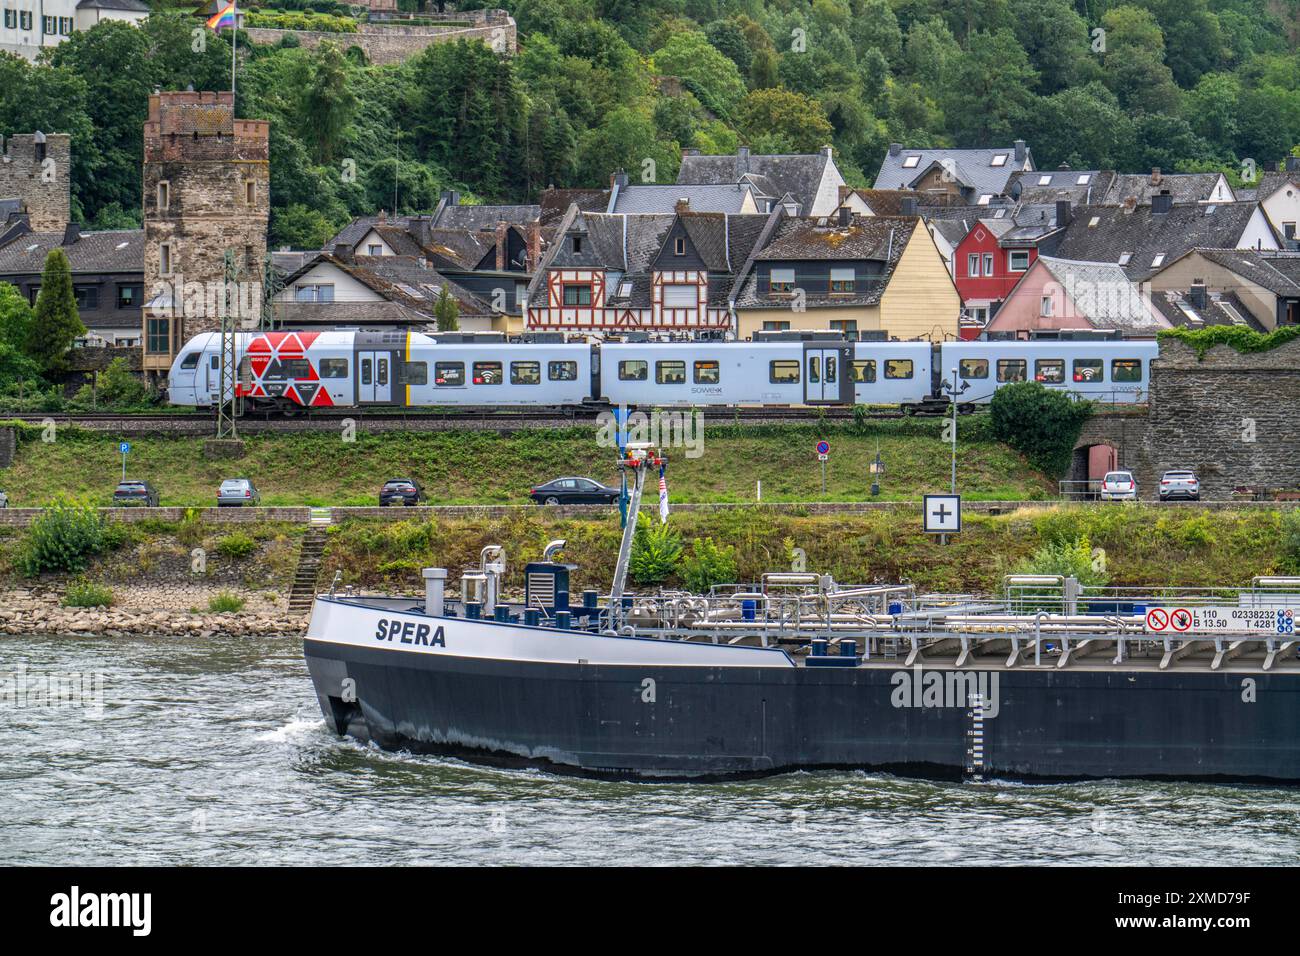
top-left (207, 1), bottom-right (236, 31)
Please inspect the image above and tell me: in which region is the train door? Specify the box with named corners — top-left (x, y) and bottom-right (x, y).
top-left (803, 344), bottom-right (852, 404)
top-left (358, 351), bottom-right (392, 403)
top-left (204, 353), bottom-right (220, 403)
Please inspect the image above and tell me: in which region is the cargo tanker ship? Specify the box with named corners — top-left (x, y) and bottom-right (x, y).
top-left (304, 449), bottom-right (1300, 783)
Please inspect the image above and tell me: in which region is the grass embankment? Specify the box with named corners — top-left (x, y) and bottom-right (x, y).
top-left (320, 505), bottom-right (1293, 595)
top-left (0, 419), bottom-right (1051, 507)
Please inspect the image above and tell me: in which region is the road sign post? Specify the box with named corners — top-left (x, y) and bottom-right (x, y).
top-left (816, 441), bottom-right (830, 496)
top-left (118, 441), bottom-right (130, 482)
top-left (923, 494), bottom-right (961, 544)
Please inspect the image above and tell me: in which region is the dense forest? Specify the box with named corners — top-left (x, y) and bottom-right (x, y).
top-left (1, 0), bottom-right (1299, 250)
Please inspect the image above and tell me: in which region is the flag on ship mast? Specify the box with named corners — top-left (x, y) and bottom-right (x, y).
top-left (658, 463), bottom-right (669, 524)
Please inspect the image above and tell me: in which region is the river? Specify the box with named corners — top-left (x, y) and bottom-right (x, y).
top-left (2, 632), bottom-right (1298, 866)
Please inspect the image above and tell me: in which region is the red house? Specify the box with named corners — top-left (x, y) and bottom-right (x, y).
top-left (953, 200), bottom-right (1070, 333)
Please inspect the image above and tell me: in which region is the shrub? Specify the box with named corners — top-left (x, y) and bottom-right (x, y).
top-left (1158, 325), bottom-right (1300, 359)
top-left (215, 531), bottom-right (258, 559)
top-left (1280, 510), bottom-right (1300, 573)
top-left (628, 517), bottom-right (682, 585)
top-left (208, 592), bottom-right (246, 613)
top-left (680, 536), bottom-right (738, 593)
top-left (1012, 534), bottom-right (1109, 588)
top-left (18, 498), bottom-right (107, 576)
top-left (989, 382), bottom-right (1093, 476)
top-left (63, 580), bottom-right (114, 608)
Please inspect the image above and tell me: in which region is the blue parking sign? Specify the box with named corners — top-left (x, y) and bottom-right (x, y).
top-left (119, 441), bottom-right (131, 455)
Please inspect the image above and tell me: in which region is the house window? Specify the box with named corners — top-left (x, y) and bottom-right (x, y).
top-left (829, 320), bottom-right (857, 335)
top-left (1040, 295), bottom-right (1054, 316)
top-left (997, 359), bottom-right (1026, 382)
top-left (1088, 216), bottom-right (1100, 227)
top-left (983, 253), bottom-right (994, 275)
top-left (3, 10), bottom-right (14, 28)
top-left (472, 361), bottom-right (503, 384)
top-left (967, 254), bottom-right (980, 277)
top-left (159, 244), bottom-right (172, 275)
top-left (694, 360), bottom-right (720, 384)
top-left (1118, 252), bottom-right (1132, 266)
top-left (367, 244), bottom-right (382, 256)
top-left (967, 306), bottom-right (988, 325)
top-left (662, 284), bottom-right (696, 308)
top-left (851, 360), bottom-right (875, 383)
top-left (902, 155), bottom-right (919, 168)
top-left (245, 181), bottom-right (255, 204)
top-left (1037, 174), bottom-right (1052, 186)
top-left (673, 237), bottom-right (685, 256)
top-left (1007, 250), bottom-right (1029, 272)
top-left (548, 360), bottom-right (578, 381)
top-left (762, 321), bottom-right (790, 332)
top-left (769, 267), bottom-right (795, 293)
top-left (1035, 359), bottom-right (1064, 383)
top-left (884, 360), bottom-right (913, 379)
top-left (562, 284), bottom-right (591, 306)
top-left (26, 285), bottom-right (40, 306)
top-left (146, 317), bottom-right (171, 354)
top-left (769, 360), bottom-right (800, 383)
top-left (618, 360), bottom-right (648, 381)
top-left (59, 17), bottom-right (72, 34)
top-left (830, 267), bottom-right (855, 293)
top-left (1282, 222), bottom-right (1295, 239)
top-left (990, 154), bottom-right (1007, 167)
top-left (74, 286), bottom-right (99, 311)
top-left (1076, 174), bottom-right (1091, 185)
top-left (958, 358), bottom-right (988, 379)
top-left (117, 284), bottom-right (142, 309)
top-left (571, 235), bottom-right (582, 254)
top-left (294, 283), bottom-right (334, 303)
top-left (1151, 253), bottom-right (1165, 268)
top-left (1073, 359), bottom-right (1103, 382)
top-left (157, 181), bottom-right (169, 210)
top-left (510, 361), bottom-right (541, 385)
top-left (42, 15), bottom-right (55, 34)
top-left (20, 10), bottom-right (31, 29)
top-left (655, 361), bottom-right (686, 384)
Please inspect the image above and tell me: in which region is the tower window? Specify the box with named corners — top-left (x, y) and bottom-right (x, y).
top-left (159, 244), bottom-right (172, 276)
top-left (157, 181), bottom-right (170, 211)
top-left (245, 181), bottom-right (255, 204)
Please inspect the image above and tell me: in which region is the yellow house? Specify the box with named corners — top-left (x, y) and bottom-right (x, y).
top-left (732, 212), bottom-right (960, 341)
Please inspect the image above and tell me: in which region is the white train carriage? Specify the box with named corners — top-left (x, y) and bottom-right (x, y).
top-left (939, 339), bottom-right (1159, 404)
top-left (400, 338), bottom-right (593, 407)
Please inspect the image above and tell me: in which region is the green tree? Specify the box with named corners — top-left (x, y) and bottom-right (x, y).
top-left (0, 282), bottom-right (42, 391)
top-left (28, 249), bottom-right (85, 376)
top-left (943, 29), bottom-right (1039, 146)
top-left (735, 88), bottom-right (835, 153)
top-left (303, 42), bottom-right (357, 164)
top-left (650, 31), bottom-right (747, 119)
top-left (629, 516), bottom-right (682, 586)
top-left (434, 284), bottom-right (459, 331)
top-left (989, 382), bottom-right (1093, 476)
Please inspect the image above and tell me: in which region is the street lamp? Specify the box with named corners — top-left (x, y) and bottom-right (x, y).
top-left (939, 366), bottom-right (970, 495)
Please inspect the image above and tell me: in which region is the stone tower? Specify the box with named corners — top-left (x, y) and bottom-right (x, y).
top-left (0, 132), bottom-right (72, 232)
top-left (141, 91), bottom-right (270, 377)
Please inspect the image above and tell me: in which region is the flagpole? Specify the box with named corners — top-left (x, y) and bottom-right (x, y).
top-left (230, 0), bottom-right (237, 97)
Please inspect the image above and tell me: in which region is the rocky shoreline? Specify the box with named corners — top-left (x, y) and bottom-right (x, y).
top-left (0, 584), bottom-right (308, 638)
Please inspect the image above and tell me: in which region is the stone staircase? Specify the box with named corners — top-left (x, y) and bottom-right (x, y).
top-left (288, 509), bottom-right (332, 614)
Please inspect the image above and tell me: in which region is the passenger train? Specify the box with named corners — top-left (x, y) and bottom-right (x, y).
top-left (166, 330), bottom-right (1159, 412)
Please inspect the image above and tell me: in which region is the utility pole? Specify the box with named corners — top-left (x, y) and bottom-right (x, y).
top-left (216, 248), bottom-right (241, 440)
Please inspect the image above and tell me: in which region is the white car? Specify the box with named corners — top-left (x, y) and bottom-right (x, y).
top-left (1100, 471), bottom-right (1138, 501)
top-left (0, 490), bottom-right (7, 508)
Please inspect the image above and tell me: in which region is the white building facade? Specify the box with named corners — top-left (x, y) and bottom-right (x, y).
top-left (1, 0), bottom-right (148, 61)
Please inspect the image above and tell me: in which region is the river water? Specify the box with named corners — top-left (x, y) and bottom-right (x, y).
top-left (2, 632), bottom-right (1298, 866)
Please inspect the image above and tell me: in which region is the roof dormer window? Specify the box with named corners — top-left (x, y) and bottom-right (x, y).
top-left (977, 195), bottom-right (992, 205)
top-left (674, 237), bottom-right (685, 255)
top-left (1088, 216), bottom-right (1100, 227)
top-left (902, 155), bottom-right (920, 168)
top-left (1118, 252), bottom-right (1131, 265)
top-left (990, 154), bottom-right (1007, 167)
top-left (1076, 174), bottom-right (1091, 185)
top-left (1151, 253), bottom-right (1165, 268)
top-left (572, 235), bottom-right (582, 254)
top-left (1038, 175), bottom-right (1052, 186)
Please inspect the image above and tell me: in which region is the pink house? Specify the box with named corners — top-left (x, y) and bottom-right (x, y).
top-left (985, 255), bottom-right (1168, 337)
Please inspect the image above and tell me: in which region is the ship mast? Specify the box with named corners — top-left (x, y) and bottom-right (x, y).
top-left (608, 444), bottom-right (665, 625)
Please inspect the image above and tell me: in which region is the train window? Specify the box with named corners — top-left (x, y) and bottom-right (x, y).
top-left (694, 360), bottom-right (720, 384)
top-left (1111, 359), bottom-right (1142, 383)
top-left (619, 360), bottom-right (648, 381)
top-left (808, 356), bottom-right (820, 384)
top-left (361, 359), bottom-right (372, 386)
top-left (562, 285), bottom-right (591, 306)
top-left (851, 360), bottom-right (876, 383)
top-left (825, 356), bottom-right (837, 383)
top-left (319, 358), bottom-right (348, 379)
top-left (473, 361), bottom-right (503, 385)
top-left (655, 361), bottom-right (686, 385)
top-left (434, 362), bottom-right (465, 386)
top-left (511, 361), bottom-right (541, 385)
top-left (376, 358), bottom-right (388, 387)
top-left (1035, 359), bottom-right (1064, 384)
top-left (267, 358), bottom-right (311, 379)
top-left (996, 359), bottom-right (1026, 383)
top-left (1072, 359), bottom-right (1103, 383)
top-left (885, 359), bottom-right (913, 379)
top-left (548, 361), bottom-right (578, 381)
top-left (397, 361), bottom-right (427, 386)
top-left (179, 353), bottom-right (200, 370)
top-left (770, 360), bottom-right (800, 384)
top-left (959, 358), bottom-right (989, 379)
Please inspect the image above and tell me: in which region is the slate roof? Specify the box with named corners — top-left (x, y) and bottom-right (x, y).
top-left (1171, 248), bottom-right (1300, 297)
top-left (1248, 170), bottom-right (1300, 201)
top-left (1032, 256), bottom-right (1167, 331)
top-left (1008, 169), bottom-right (1114, 205)
top-left (733, 215), bottom-right (918, 310)
top-left (677, 150), bottom-right (833, 215)
top-left (539, 187), bottom-right (609, 226)
top-left (837, 187), bottom-right (925, 216)
top-left (1150, 289), bottom-right (1266, 332)
top-left (430, 203), bottom-right (540, 232)
top-left (0, 229), bottom-right (143, 274)
top-left (928, 218), bottom-right (974, 247)
top-left (610, 183), bottom-right (757, 215)
top-left (1051, 202), bottom-right (1266, 281)
top-left (1100, 173), bottom-right (1228, 205)
top-left (285, 252), bottom-right (493, 320)
top-left (873, 145), bottom-right (1033, 199)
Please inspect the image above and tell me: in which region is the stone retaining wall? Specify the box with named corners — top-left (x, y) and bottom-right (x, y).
top-left (243, 16), bottom-right (517, 65)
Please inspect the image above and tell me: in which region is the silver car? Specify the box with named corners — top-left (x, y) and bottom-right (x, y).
top-left (1159, 470), bottom-right (1200, 501)
top-left (217, 478), bottom-right (261, 507)
top-left (1100, 470), bottom-right (1138, 501)
top-left (0, 490), bottom-right (7, 508)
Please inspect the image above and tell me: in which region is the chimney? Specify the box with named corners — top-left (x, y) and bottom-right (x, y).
top-left (332, 243), bottom-right (353, 263)
top-left (495, 221), bottom-right (508, 271)
top-left (1286, 156), bottom-right (1300, 172)
top-left (377, 209), bottom-right (387, 225)
top-left (822, 145), bottom-right (834, 159)
top-left (888, 143), bottom-right (901, 157)
top-left (1189, 282), bottom-right (1208, 310)
top-left (1014, 140), bottom-right (1026, 162)
top-left (1057, 163), bottom-right (1070, 171)
top-left (62, 221), bottom-right (81, 246)
top-left (1152, 190), bottom-right (1173, 215)
top-left (737, 146), bottom-right (750, 173)
top-left (900, 196), bottom-right (918, 217)
top-left (1055, 200), bottom-right (1071, 229)
top-left (1123, 196), bottom-right (1137, 214)
top-left (610, 168), bottom-right (628, 190)
top-left (526, 220), bottom-right (541, 271)
top-left (1150, 167), bottom-right (1162, 186)
top-left (675, 198), bottom-right (690, 215)
top-left (838, 206), bottom-right (851, 227)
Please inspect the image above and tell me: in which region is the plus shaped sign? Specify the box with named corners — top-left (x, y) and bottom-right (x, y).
top-left (933, 502), bottom-right (952, 523)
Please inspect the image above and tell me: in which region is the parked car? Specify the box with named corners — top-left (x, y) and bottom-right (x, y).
top-left (0, 490), bottom-right (8, 508)
top-left (1159, 470), bottom-right (1200, 501)
top-left (379, 478), bottom-right (425, 507)
top-left (113, 480), bottom-right (159, 507)
top-left (217, 478), bottom-right (261, 507)
top-left (530, 477), bottom-right (621, 506)
top-left (1099, 471), bottom-right (1138, 502)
